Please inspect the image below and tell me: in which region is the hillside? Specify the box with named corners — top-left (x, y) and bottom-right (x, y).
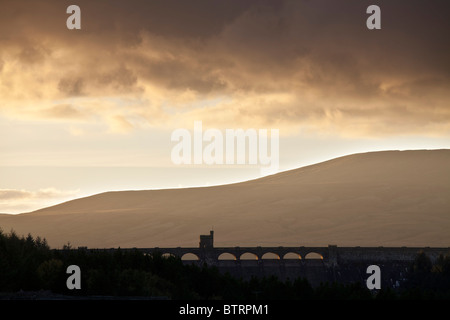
top-left (0, 150), bottom-right (449, 248)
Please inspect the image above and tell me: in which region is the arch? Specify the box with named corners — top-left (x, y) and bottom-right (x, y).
top-left (181, 253), bottom-right (200, 261)
top-left (261, 252), bottom-right (280, 260)
top-left (161, 253), bottom-right (176, 259)
top-left (283, 252), bottom-right (302, 260)
top-left (305, 252), bottom-right (323, 260)
top-left (218, 253), bottom-right (237, 260)
top-left (240, 252), bottom-right (259, 260)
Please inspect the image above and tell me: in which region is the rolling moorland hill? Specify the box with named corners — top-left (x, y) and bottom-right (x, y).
top-left (0, 150), bottom-right (449, 248)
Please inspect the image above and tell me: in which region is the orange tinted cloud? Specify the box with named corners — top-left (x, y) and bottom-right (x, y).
top-left (0, 0), bottom-right (449, 136)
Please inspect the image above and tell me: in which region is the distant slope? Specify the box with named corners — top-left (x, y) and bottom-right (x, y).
top-left (0, 150), bottom-right (449, 248)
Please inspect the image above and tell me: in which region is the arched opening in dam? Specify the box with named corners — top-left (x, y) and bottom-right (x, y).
top-left (218, 253), bottom-right (237, 260)
top-left (283, 252), bottom-right (302, 259)
top-left (181, 253), bottom-right (200, 261)
top-left (305, 252), bottom-right (323, 260)
top-left (261, 252), bottom-right (280, 260)
top-left (240, 252), bottom-right (258, 260)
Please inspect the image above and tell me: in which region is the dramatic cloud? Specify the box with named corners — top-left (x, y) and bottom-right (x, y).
top-left (0, 188), bottom-right (78, 200)
top-left (0, 188), bottom-right (80, 214)
top-left (0, 1), bottom-right (449, 213)
top-left (39, 104), bottom-right (86, 120)
top-left (0, 0), bottom-right (449, 136)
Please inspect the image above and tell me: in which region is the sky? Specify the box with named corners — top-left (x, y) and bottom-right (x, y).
top-left (1, 0), bottom-right (449, 213)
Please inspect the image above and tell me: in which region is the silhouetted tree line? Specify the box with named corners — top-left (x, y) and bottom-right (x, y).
top-left (1, 230), bottom-right (449, 299)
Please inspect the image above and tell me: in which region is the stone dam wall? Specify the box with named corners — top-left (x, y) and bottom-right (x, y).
top-left (174, 246), bottom-right (450, 288)
top-left (88, 246), bottom-right (450, 288)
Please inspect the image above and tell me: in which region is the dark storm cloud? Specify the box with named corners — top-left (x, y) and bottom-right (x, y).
top-left (0, 0), bottom-right (449, 135)
top-left (58, 77), bottom-right (84, 96)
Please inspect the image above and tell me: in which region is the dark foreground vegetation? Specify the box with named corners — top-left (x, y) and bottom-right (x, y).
top-left (1, 230), bottom-right (449, 299)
